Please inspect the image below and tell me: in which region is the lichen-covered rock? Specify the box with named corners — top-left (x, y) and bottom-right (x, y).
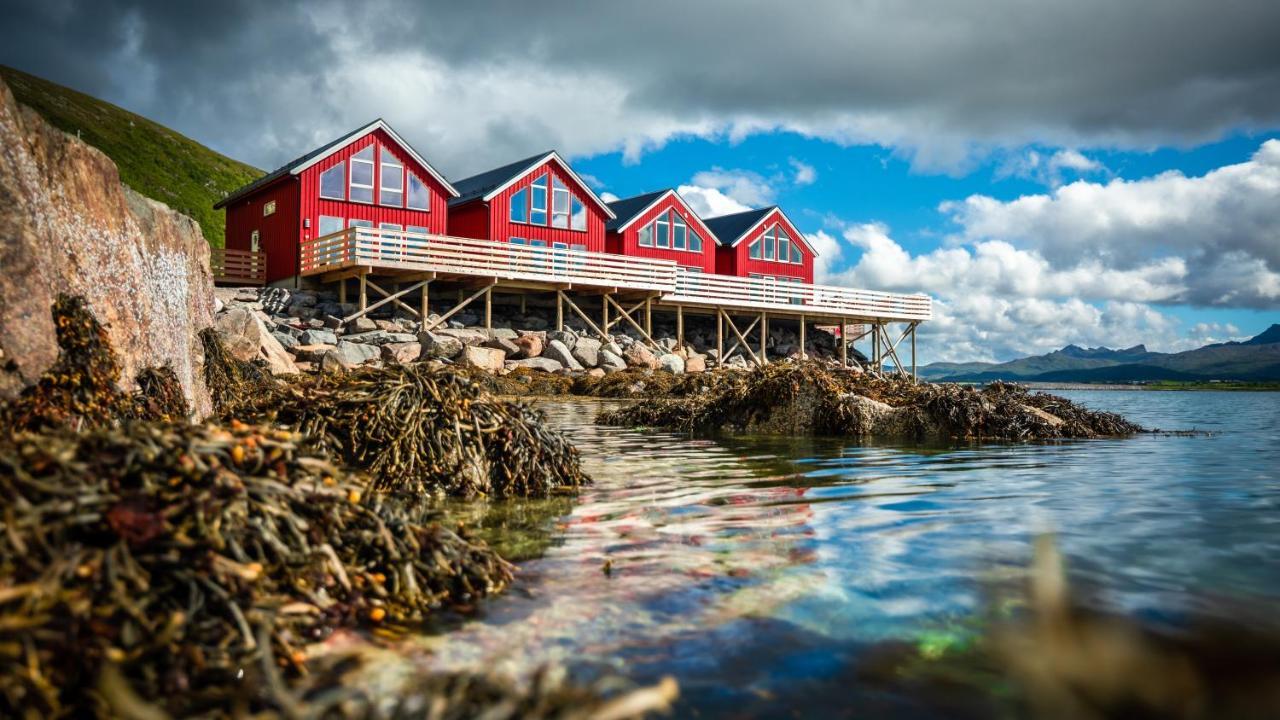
top-left (572, 336), bottom-right (602, 368)
top-left (508, 357), bottom-right (564, 373)
top-left (513, 333), bottom-right (544, 359)
top-left (382, 341), bottom-right (422, 364)
top-left (624, 343), bottom-right (660, 370)
top-left (0, 79), bottom-right (215, 416)
top-left (658, 353), bottom-right (685, 375)
top-left (460, 345), bottom-right (506, 373)
top-left (419, 331), bottom-right (464, 360)
top-left (215, 307), bottom-right (299, 375)
top-left (543, 339), bottom-right (584, 371)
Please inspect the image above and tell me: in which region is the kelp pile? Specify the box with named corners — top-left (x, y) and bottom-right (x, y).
top-left (598, 361), bottom-right (1144, 440)
top-left (0, 421), bottom-right (513, 717)
top-left (232, 363), bottom-right (589, 498)
top-left (199, 325), bottom-right (274, 417)
top-left (456, 364), bottom-right (732, 400)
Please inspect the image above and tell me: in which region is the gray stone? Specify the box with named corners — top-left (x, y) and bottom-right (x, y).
top-left (319, 349), bottom-right (348, 374)
top-left (659, 353), bottom-right (686, 375)
top-left (490, 327), bottom-right (519, 341)
top-left (599, 350), bottom-right (626, 373)
top-left (272, 331), bottom-right (299, 350)
top-left (288, 292), bottom-right (318, 308)
top-left (335, 341), bottom-right (380, 366)
top-left (381, 342), bottom-right (422, 364)
top-left (508, 357), bottom-right (563, 372)
top-left (343, 330), bottom-right (417, 346)
top-left (521, 315), bottom-right (549, 330)
top-left (603, 340), bottom-right (623, 357)
top-left (548, 330), bottom-right (577, 350)
top-left (300, 328), bottom-right (338, 346)
top-left (215, 307), bottom-right (299, 376)
top-left (291, 344), bottom-right (336, 363)
top-left (459, 345), bottom-right (505, 372)
top-left (347, 316), bottom-right (378, 333)
top-left (418, 332), bottom-right (464, 360)
top-left (542, 339), bottom-right (583, 371)
top-left (484, 336), bottom-right (521, 356)
top-left (434, 327), bottom-right (489, 346)
top-left (572, 336), bottom-right (602, 368)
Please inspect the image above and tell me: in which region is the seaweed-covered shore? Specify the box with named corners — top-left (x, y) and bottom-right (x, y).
top-left (595, 361), bottom-right (1143, 440)
top-left (0, 296), bottom-right (674, 718)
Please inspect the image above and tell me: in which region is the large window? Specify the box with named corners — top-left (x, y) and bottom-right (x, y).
top-left (637, 207), bottom-right (706, 253)
top-left (379, 222), bottom-right (403, 232)
top-left (318, 215), bottom-right (344, 236)
top-left (777, 227), bottom-right (790, 263)
top-left (790, 238), bottom-right (803, 263)
top-left (350, 147), bottom-right (375, 203)
top-left (749, 236), bottom-right (762, 259)
top-left (672, 212), bottom-right (687, 250)
top-left (530, 175), bottom-right (547, 225)
top-left (763, 227), bottom-right (776, 260)
top-left (551, 177), bottom-right (570, 228)
top-left (690, 229), bottom-right (703, 253)
top-left (656, 212), bottom-right (670, 248)
top-left (570, 197), bottom-right (586, 231)
top-left (638, 223), bottom-right (653, 246)
top-left (750, 224), bottom-right (804, 264)
top-left (510, 187), bottom-right (528, 222)
top-left (349, 219), bottom-right (374, 229)
top-left (406, 173), bottom-right (429, 210)
top-left (320, 162), bottom-right (345, 200)
top-left (379, 148), bottom-right (403, 206)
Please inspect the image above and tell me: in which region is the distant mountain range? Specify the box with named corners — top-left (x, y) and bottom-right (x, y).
top-left (920, 324), bottom-right (1280, 383)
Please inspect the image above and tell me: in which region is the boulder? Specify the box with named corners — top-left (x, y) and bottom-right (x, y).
top-left (459, 345), bottom-right (505, 373)
top-left (291, 344), bottom-right (336, 363)
top-left (543, 339), bottom-right (584, 371)
top-left (572, 336), bottom-right (602, 368)
top-left (0, 80), bottom-right (216, 416)
top-left (335, 341), bottom-right (379, 366)
top-left (417, 331), bottom-right (463, 360)
top-left (372, 319), bottom-right (402, 332)
top-left (548, 330), bottom-right (577, 351)
top-left (658, 353), bottom-right (686, 375)
top-left (508, 357), bottom-right (563, 373)
top-left (685, 354), bottom-right (707, 373)
top-left (319, 349), bottom-right (348, 374)
top-left (512, 333), bottom-right (544, 359)
top-left (381, 341), bottom-right (422, 364)
top-left (599, 350), bottom-right (627, 373)
top-left (484, 336), bottom-right (522, 357)
top-left (300, 328), bottom-right (338, 346)
top-left (272, 331), bottom-right (300, 351)
top-left (585, 368), bottom-right (606, 379)
top-left (342, 330), bottom-right (417, 346)
top-left (346, 316), bottom-right (378, 334)
top-left (434, 327), bottom-right (489, 346)
top-left (623, 343), bottom-right (660, 370)
top-left (215, 307), bottom-right (299, 375)
top-left (603, 340), bottom-right (623, 357)
top-left (489, 327), bottom-right (519, 341)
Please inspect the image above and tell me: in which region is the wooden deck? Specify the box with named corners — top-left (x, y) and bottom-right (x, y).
top-left (299, 228), bottom-right (931, 374)
top-left (210, 247), bottom-right (267, 286)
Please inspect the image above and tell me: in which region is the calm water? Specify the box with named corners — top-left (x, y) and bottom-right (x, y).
top-left (421, 391), bottom-right (1280, 717)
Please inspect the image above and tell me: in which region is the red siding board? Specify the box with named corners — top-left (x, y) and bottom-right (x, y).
top-left (447, 201), bottom-right (490, 240)
top-left (484, 159), bottom-right (607, 250)
top-left (606, 194), bottom-right (716, 272)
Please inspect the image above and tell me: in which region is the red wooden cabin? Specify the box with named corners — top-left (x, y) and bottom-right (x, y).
top-left (215, 119), bottom-right (458, 284)
top-left (703, 206), bottom-right (816, 283)
top-left (604, 189), bottom-right (719, 273)
top-left (446, 151), bottom-right (615, 253)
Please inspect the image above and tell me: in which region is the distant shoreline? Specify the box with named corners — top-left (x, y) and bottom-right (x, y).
top-left (1019, 381), bottom-right (1280, 392)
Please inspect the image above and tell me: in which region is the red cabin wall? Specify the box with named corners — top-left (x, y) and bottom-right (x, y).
top-left (487, 159), bottom-right (607, 250)
top-left (728, 209), bottom-right (815, 283)
top-left (607, 195), bottom-right (716, 273)
top-left (223, 177), bottom-right (300, 284)
top-left (447, 201), bottom-right (490, 240)
top-left (297, 127), bottom-right (449, 249)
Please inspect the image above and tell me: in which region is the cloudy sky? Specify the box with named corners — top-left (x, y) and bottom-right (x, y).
top-left (3, 0), bottom-right (1278, 362)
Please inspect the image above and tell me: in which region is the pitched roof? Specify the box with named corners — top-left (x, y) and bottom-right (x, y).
top-left (604, 190), bottom-right (668, 231)
top-left (214, 119), bottom-right (458, 209)
top-left (702, 207), bottom-right (776, 247)
top-left (447, 150), bottom-right (616, 218)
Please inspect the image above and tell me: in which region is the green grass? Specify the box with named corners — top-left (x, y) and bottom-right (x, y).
top-left (1, 65), bottom-right (262, 247)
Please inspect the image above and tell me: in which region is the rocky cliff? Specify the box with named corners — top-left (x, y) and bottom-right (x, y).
top-left (0, 79), bottom-right (214, 417)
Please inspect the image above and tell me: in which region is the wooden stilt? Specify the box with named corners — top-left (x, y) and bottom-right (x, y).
top-left (644, 297), bottom-right (652, 335)
top-left (420, 282), bottom-right (494, 333)
top-left (840, 320), bottom-right (848, 367)
top-left (911, 322), bottom-right (917, 381)
top-left (676, 305), bottom-right (684, 348)
top-left (484, 286), bottom-right (492, 330)
top-left (358, 274), bottom-right (367, 313)
top-left (556, 292), bottom-right (563, 331)
top-left (420, 281), bottom-right (430, 328)
top-left (716, 308), bottom-right (723, 365)
top-left (799, 314), bottom-right (806, 359)
top-left (338, 279), bottom-right (346, 305)
top-left (759, 311), bottom-right (768, 366)
top-left (601, 294), bottom-right (609, 339)
top-left (520, 294), bottom-right (526, 314)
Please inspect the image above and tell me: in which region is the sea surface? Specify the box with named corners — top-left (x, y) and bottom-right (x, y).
top-left (420, 390), bottom-right (1280, 717)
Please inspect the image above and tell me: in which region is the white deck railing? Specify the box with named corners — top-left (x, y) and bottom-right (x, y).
top-left (301, 228), bottom-right (678, 293)
top-left (666, 268), bottom-right (932, 321)
top-left (300, 228), bottom-right (932, 321)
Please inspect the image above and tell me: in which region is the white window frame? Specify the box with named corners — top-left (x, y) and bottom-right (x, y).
top-left (656, 213), bottom-right (670, 248)
top-left (406, 172), bottom-right (430, 210)
top-left (570, 196), bottom-right (586, 231)
top-left (672, 211), bottom-right (687, 250)
top-left (778, 228), bottom-right (790, 264)
top-left (379, 148), bottom-right (404, 207)
top-left (763, 227), bottom-right (776, 261)
top-left (638, 223), bottom-right (653, 247)
top-left (349, 147), bottom-right (375, 204)
top-left (379, 222), bottom-right (403, 231)
top-left (551, 177), bottom-right (570, 228)
top-left (510, 187), bottom-right (529, 223)
top-left (318, 215), bottom-right (344, 237)
top-left (689, 228), bottom-right (703, 253)
top-left (529, 175), bottom-right (548, 225)
top-left (319, 162), bottom-right (346, 200)
top-left (749, 237), bottom-right (762, 260)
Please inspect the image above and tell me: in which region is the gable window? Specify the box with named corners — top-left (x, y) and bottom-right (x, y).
top-left (551, 177), bottom-right (570, 228)
top-left (350, 147), bottom-right (375, 203)
top-left (510, 187), bottom-right (529, 223)
top-left (763, 226), bottom-right (776, 260)
top-left (749, 236), bottom-right (762, 260)
top-left (406, 173), bottom-right (429, 210)
top-left (530, 175), bottom-right (548, 225)
top-left (638, 223), bottom-right (653, 247)
top-left (689, 228), bottom-right (703, 253)
top-left (790, 239), bottom-right (803, 263)
top-left (318, 215), bottom-right (344, 237)
top-left (320, 162), bottom-right (345, 200)
top-left (672, 212), bottom-right (687, 250)
top-left (570, 196), bottom-right (586, 231)
top-left (777, 227), bottom-right (790, 263)
top-left (656, 212), bottom-right (670, 248)
top-left (379, 148), bottom-right (403, 206)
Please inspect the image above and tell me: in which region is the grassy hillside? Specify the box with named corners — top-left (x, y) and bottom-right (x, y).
top-left (0, 65), bottom-right (262, 247)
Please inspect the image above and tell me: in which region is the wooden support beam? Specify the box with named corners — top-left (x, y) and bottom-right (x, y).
top-left (557, 290), bottom-right (609, 340)
top-left (604, 294), bottom-right (661, 350)
top-left (760, 311), bottom-right (768, 366)
top-left (716, 309), bottom-right (723, 365)
top-left (421, 282), bottom-right (494, 333)
top-left (556, 292), bottom-right (563, 331)
top-left (644, 297), bottom-right (652, 336)
top-left (840, 321), bottom-right (848, 367)
top-left (358, 274), bottom-right (367, 313)
top-left (676, 305), bottom-right (684, 348)
top-left (799, 314), bottom-right (806, 359)
top-left (720, 309), bottom-right (760, 366)
top-left (338, 279), bottom-right (346, 305)
top-left (420, 281), bottom-right (430, 328)
top-left (911, 322), bottom-right (917, 381)
top-left (601, 293), bottom-right (609, 337)
top-left (365, 278), bottom-right (422, 318)
top-left (520, 294), bottom-right (526, 314)
top-left (484, 286), bottom-right (492, 330)
top-left (720, 312), bottom-right (761, 362)
top-left (343, 280), bottom-right (427, 324)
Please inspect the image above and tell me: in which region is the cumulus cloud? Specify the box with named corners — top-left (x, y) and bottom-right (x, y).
top-left (677, 184), bottom-right (752, 218)
top-left (789, 158), bottom-right (817, 185)
top-left (943, 139), bottom-right (1280, 307)
top-left (996, 148), bottom-right (1107, 187)
top-left (4, 1), bottom-right (1280, 173)
top-left (599, 191), bottom-right (620, 203)
top-left (687, 168), bottom-right (775, 207)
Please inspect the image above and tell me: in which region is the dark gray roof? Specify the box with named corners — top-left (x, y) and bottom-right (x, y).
top-left (702, 206), bottom-right (775, 247)
top-left (604, 190), bottom-right (668, 231)
top-left (448, 151), bottom-right (551, 207)
top-left (214, 126), bottom-right (361, 208)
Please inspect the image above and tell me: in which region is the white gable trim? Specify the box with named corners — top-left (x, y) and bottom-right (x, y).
top-left (291, 119), bottom-right (459, 198)
top-left (728, 207), bottom-right (817, 256)
top-left (481, 151), bottom-right (616, 219)
top-left (616, 189), bottom-right (722, 246)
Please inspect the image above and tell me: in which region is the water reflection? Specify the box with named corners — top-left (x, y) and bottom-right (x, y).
top-left (417, 392), bottom-right (1280, 717)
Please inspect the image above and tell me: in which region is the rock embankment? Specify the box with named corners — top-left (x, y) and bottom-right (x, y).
top-left (213, 285), bottom-right (862, 379)
top-left (0, 79), bottom-right (215, 417)
top-left (598, 362), bottom-right (1144, 441)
